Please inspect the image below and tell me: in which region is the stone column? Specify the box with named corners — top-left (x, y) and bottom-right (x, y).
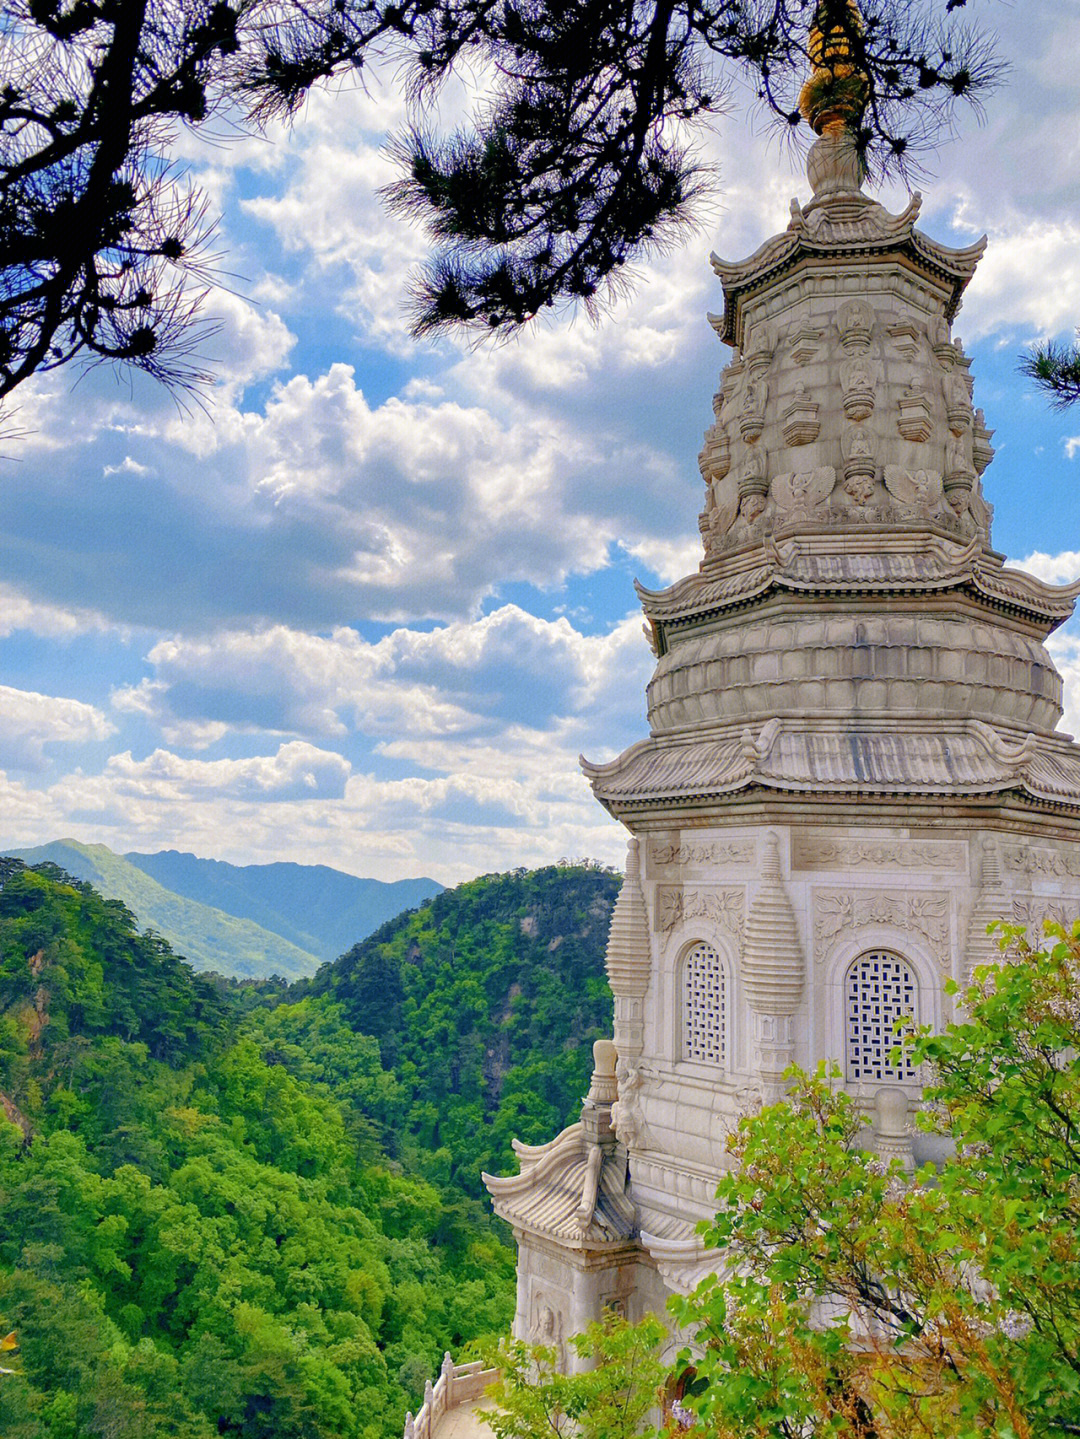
top-left (965, 834), bottom-right (1007, 983)
top-left (605, 838), bottom-right (652, 1149)
top-left (741, 832), bottom-right (805, 1103)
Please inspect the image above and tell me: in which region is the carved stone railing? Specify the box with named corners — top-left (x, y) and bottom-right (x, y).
top-left (402, 1352), bottom-right (499, 1438)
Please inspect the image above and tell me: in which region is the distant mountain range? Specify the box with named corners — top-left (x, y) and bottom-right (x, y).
top-left (4, 839), bottom-right (442, 980)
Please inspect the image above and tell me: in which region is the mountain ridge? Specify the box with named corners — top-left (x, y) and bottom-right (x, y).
top-left (4, 839), bottom-right (442, 979)
top-left (124, 847), bottom-right (442, 961)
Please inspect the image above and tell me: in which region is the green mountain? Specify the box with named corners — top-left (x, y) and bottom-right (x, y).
top-left (290, 862), bottom-right (620, 1194)
top-left (123, 849), bottom-right (442, 962)
top-left (0, 856), bottom-right (514, 1439)
top-left (6, 840), bottom-right (321, 979)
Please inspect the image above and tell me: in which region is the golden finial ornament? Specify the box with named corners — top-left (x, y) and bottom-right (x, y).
top-left (798, 0), bottom-right (869, 137)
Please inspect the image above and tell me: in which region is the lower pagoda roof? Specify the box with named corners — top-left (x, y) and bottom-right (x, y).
top-left (482, 1122), bottom-right (636, 1250)
top-left (582, 718), bottom-right (1080, 814)
top-left (635, 537), bottom-right (1080, 652)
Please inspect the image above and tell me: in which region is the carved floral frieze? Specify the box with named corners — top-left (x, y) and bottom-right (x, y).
top-left (656, 885), bottom-right (744, 937)
top-left (793, 837), bottom-right (964, 872)
top-left (651, 839), bottom-right (754, 867)
top-left (1003, 845), bottom-right (1080, 880)
top-left (814, 888), bottom-right (950, 965)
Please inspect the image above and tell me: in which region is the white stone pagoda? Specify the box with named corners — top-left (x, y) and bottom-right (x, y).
top-left (482, 28), bottom-right (1080, 1357)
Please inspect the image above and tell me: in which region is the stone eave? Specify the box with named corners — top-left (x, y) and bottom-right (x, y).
top-left (481, 1124), bottom-right (636, 1249)
top-left (581, 720), bottom-right (1080, 815)
top-left (708, 199), bottom-right (986, 347)
top-left (635, 545), bottom-right (1080, 654)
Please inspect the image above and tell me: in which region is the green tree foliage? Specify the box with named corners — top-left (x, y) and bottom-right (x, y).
top-left (668, 922), bottom-right (1080, 1439)
top-left (0, 1), bottom-right (999, 409)
top-left (1022, 334), bottom-right (1080, 410)
top-left (293, 864), bottom-right (619, 1193)
top-left (485, 1313), bottom-right (669, 1439)
top-left (0, 858), bottom-right (518, 1437)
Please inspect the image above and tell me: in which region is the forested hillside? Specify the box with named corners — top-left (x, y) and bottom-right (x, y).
top-left (7, 841), bottom-right (324, 980)
top-left (0, 858), bottom-right (618, 1437)
top-left (7, 840), bottom-right (443, 977)
top-left (295, 864), bottom-right (620, 1194)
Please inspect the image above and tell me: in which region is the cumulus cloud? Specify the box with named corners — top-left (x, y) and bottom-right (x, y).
top-left (30, 606), bottom-right (653, 880)
top-left (0, 585), bottom-right (119, 640)
top-left (113, 605), bottom-right (651, 751)
top-left (1048, 630), bottom-right (1080, 743)
top-left (0, 686), bottom-right (115, 771)
top-left (96, 741), bottom-right (351, 803)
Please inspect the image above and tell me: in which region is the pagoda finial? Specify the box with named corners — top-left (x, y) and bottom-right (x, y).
top-left (798, 0), bottom-right (868, 136)
top-left (798, 1), bottom-right (869, 202)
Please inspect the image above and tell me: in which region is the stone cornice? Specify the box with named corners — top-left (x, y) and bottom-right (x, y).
top-left (582, 719), bottom-right (1080, 816)
top-left (636, 536), bottom-right (1080, 651)
top-left (709, 191), bottom-right (986, 348)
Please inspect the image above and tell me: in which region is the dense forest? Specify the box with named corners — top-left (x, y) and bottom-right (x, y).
top-left (0, 857), bottom-right (617, 1437)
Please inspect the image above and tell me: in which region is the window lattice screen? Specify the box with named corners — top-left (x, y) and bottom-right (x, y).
top-left (845, 951), bottom-right (918, 1082)
top-left (683, 941), bottom-right (726, 1065)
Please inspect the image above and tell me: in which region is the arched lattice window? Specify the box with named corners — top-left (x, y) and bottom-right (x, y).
top-left (682, 941), bottom-right (726, 1065)
top-left (845, 950), bottom-right (919, 1082)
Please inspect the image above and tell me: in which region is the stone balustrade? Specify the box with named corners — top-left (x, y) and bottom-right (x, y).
top-left (402, 1352), bottom-right (499, 1439)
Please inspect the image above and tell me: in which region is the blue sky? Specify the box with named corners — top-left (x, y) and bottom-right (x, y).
top-left (2, 0), bottom-right (1080, 884)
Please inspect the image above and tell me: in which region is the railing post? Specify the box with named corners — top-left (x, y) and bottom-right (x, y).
top-left (442, 1351), bottom-right (455, 1407)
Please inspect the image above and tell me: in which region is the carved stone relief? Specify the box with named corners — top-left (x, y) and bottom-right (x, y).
top-left (972, 408), bottom-right (995, 474)
top-left (656, 885), bottom-right (744, 937)
top-left (944, 367), bottom-right (973, 434)
top-left (773, 465), bottom-right (835, 512)
top-left (781, 386), bottom-right (820, 446)
top-left (1004, 845), bottom-right (1080, 880)
top-left (736, 446), bottom-right (767, 500)
top-left (1011, 895), bottom-right (1077, 933)
top-left (883, 464), bottom-right (943, 509)
top-left (707, 470), bottom-right (740, 539)
top-left (793, 837), bottom-right (964, 872)
top-left (840, 353), bottom-right (876, 419)
top-left (611, 1057), bottom-right (647, 1150)
top-left (789, 326), bottom-right (823, 364)
top-left (738, 372), bottom-right (768, 443)
top-left (886, 320), bottom-right (920, 358)
top-left (945, 427), bottom-right (975, 482)
top-left (897, 380), bottom-right (933, 441)
top-left (651, 839), bottom-right (754, 867)
top-left (837, 298), bottom-right (873, 353)
top-left (528, 1290), bottom-right (567, 1366)
top-left (698, 421), bottom-right (731, 483)
top-left (814, 888), bottom-right (950, 965)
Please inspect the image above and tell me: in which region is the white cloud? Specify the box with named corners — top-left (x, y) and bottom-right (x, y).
top-left (1048, 629), bottom-right (1080, 743)
top-left (1019, 550), bottom-right (1080, 586)
top-left (103, 456), bottom-right (151, 477)
top-left (241, 115), bottom-right (425, 352)
top-left (622, 536), bottom-right (704, 588)
top-left (0, 686), bottom-right (115, 771)
top-left (97, 740), bottom-right (351, 803)
top-left (0, 586), bottom-right (119, 640)
top-left (950, 209), bottom-right (1080, 344)
top-left (115, 604), bottom-right (651, 749)
top-left (1065, 438), bottom-right (1080, 461)
top-left (35, 606), bottom-right (653, 880)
